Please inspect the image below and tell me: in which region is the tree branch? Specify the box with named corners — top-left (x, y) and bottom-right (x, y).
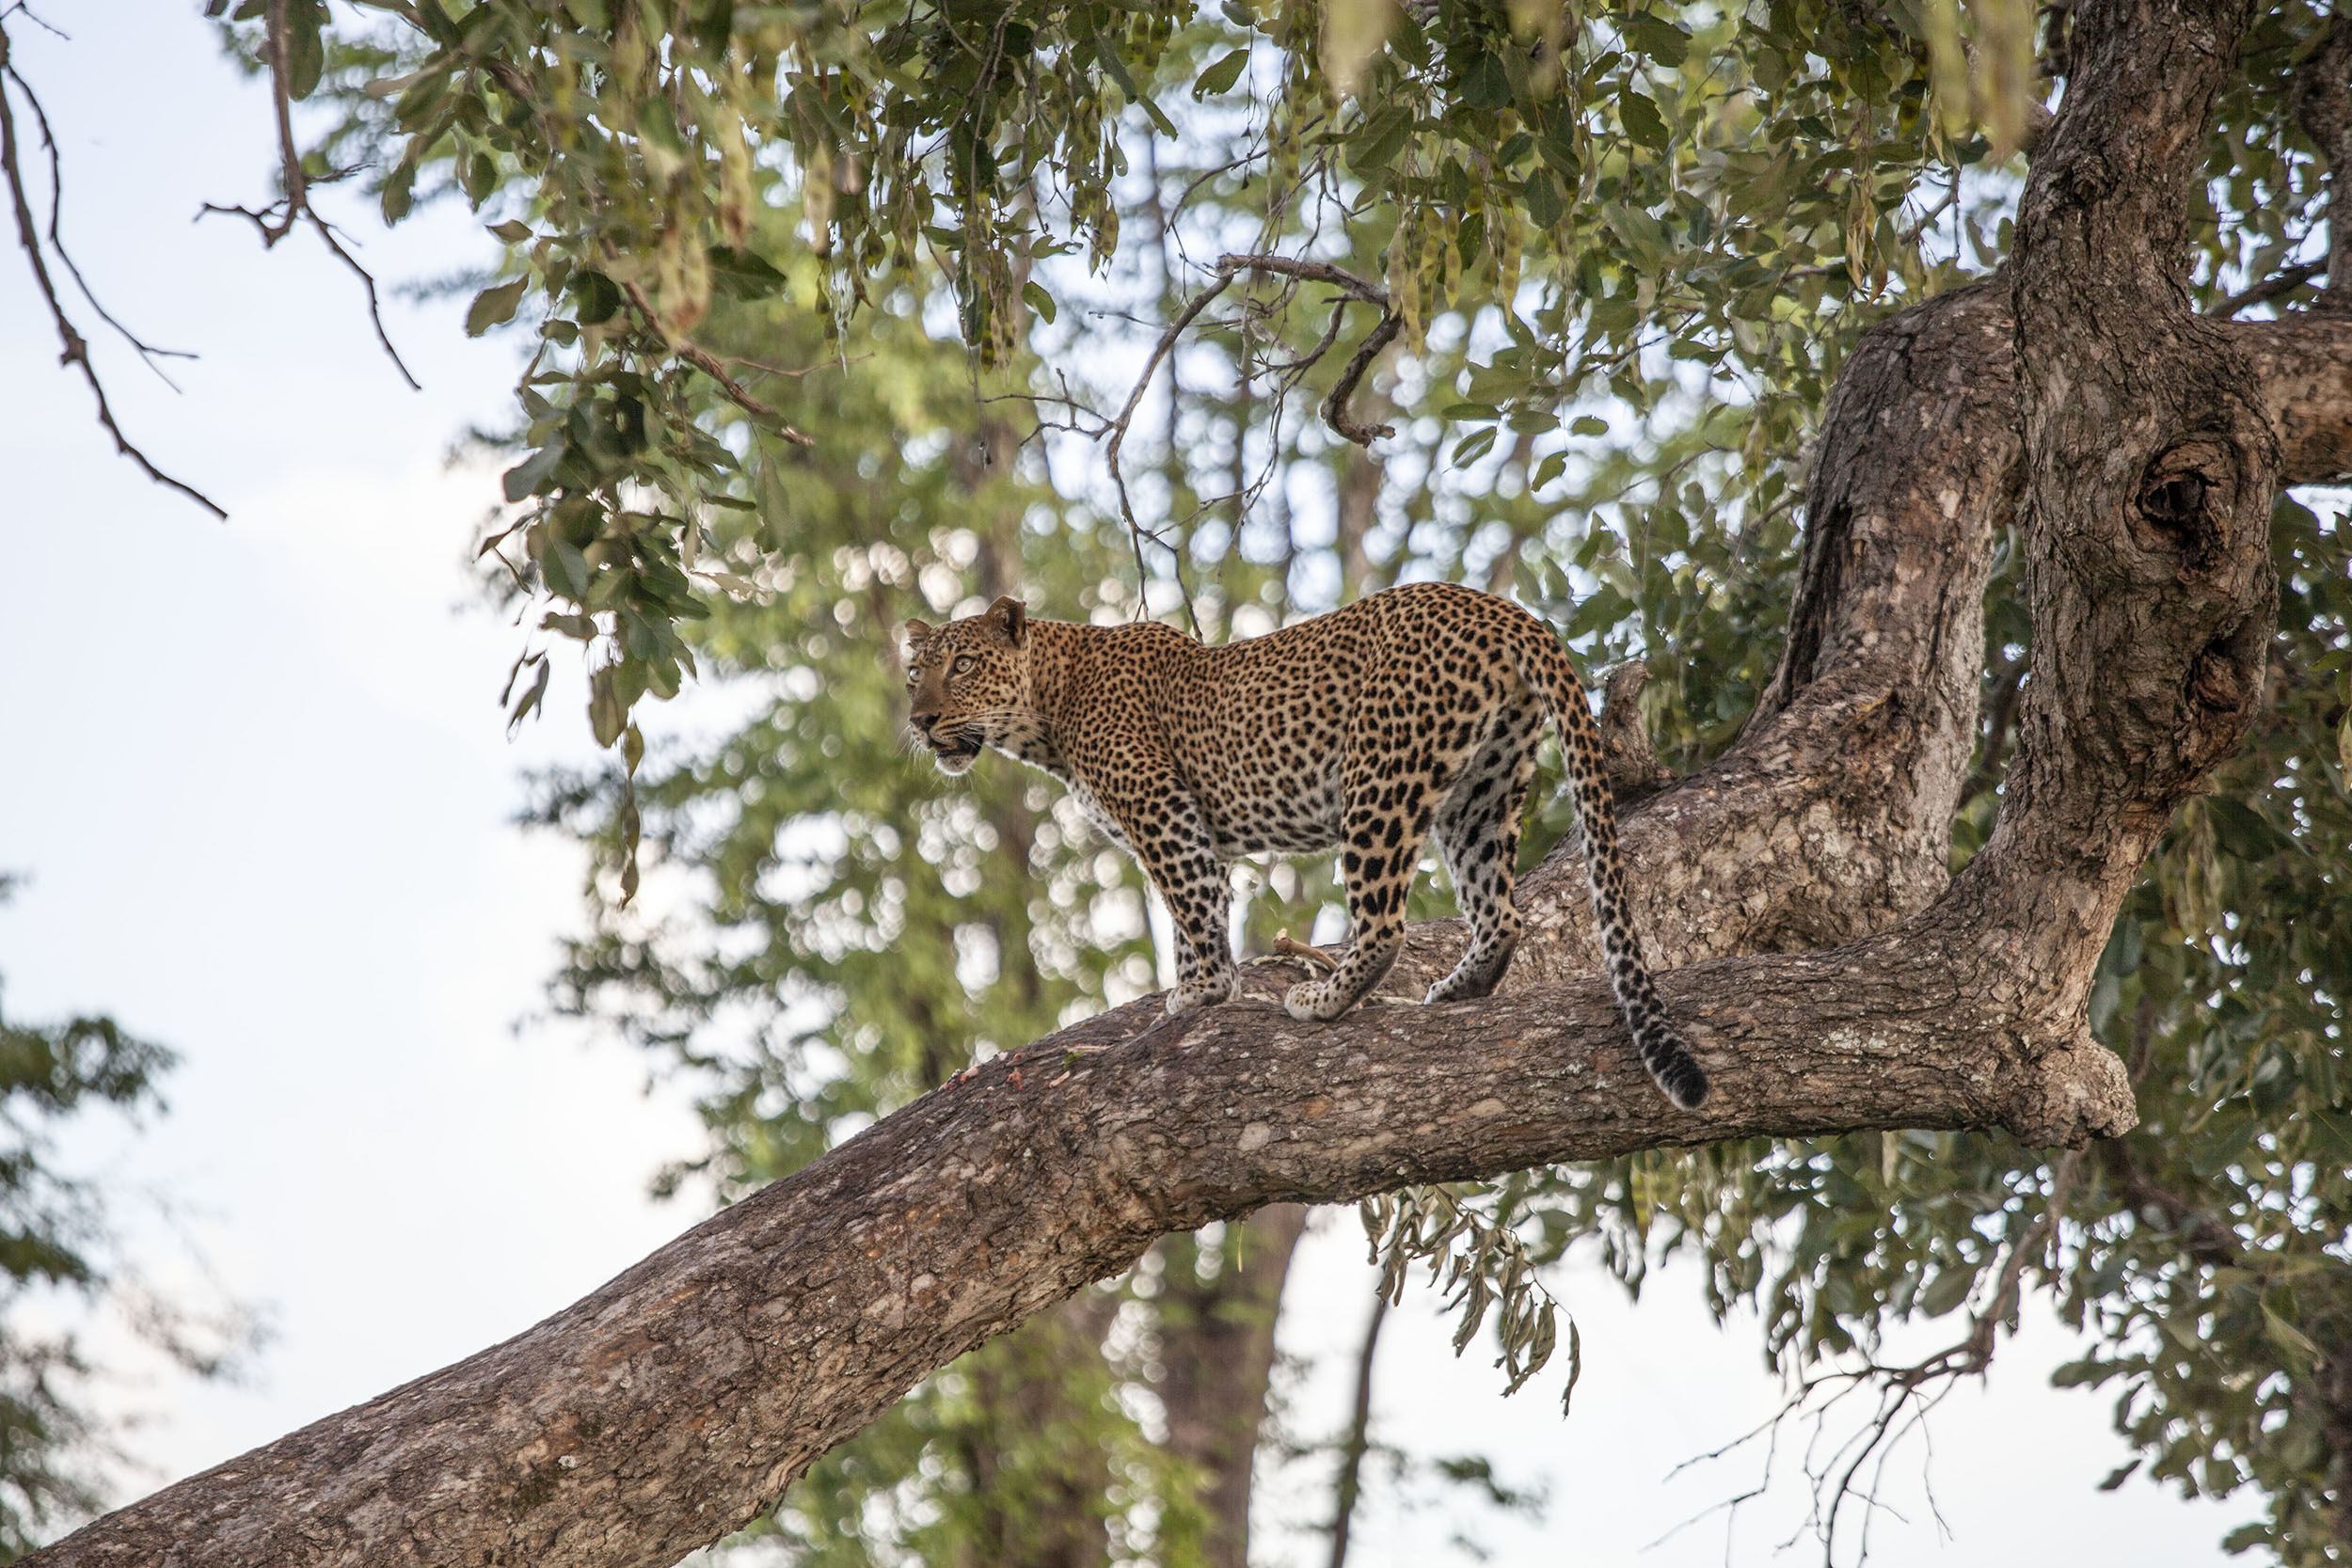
top-left (24, 917), bottom-right (2134, 1568)
top-left (0, 22), bottom-right (224, 517)
top-left (616, 277), bottom-right (815, 446)
top-left (1323, 1288), bottom-right (1387, 1568)
top-left (2236, 310), bottom-right (2352, 483)
top-left (198, 0), bottom-right (421, 391)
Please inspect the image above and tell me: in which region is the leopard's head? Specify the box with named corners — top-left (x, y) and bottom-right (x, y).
top-left (902, 595), bottom-right (1034, 777)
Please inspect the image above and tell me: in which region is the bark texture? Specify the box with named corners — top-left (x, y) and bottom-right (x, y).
top-left (30, 3), bottom-right (2352, 1566)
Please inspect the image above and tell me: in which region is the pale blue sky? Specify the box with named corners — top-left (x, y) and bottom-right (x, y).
top-left (0, 5), bottom-right (2253, 1563)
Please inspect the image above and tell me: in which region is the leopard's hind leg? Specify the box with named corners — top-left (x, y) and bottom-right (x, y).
top-left (1427, 701), bottom-right (1542, 1003)
top-left (1285, 672), bottom-right (1481, 1022)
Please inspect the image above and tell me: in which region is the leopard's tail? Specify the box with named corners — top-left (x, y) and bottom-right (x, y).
top-left (1508, 626), bottom-right (1708, 1110)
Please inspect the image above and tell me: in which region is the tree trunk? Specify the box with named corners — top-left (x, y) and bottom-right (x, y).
top-left (1153, 1204), bottom-right (1309, 1568)
top-left (1323, 1290), bottom-right (1387, 1568)
top-left (27, 5), bottom-right (2352, 1567)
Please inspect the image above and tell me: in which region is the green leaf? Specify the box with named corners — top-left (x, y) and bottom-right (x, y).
top-left (1347, 106), bottom-right (1413, 175)
top-left (380, 158), bottom-right (418, 224)
top-left (502, 437), bottom-right (569, 502)
top-left (1457, 52), bottom-right (1510, 111)
top-left (2207, 798), bottom-right (2289, 861)
top-left (1618, 87), bottom-right (1669, 151)
top-left (1524, 167), bottom-right (1564, 230)
top-left (1623, 11), bottom-right (1692, 68)
top-left (588, 666), bottom-right (628, 748)
top-left (1192, 48), bottom-right (1249, 99)
top-left (2221, 1523), bottom-right (2272, 1555)
top-left (1559, 1318), bottom-right (1582, 1414)
top-left (466, 277), bottom-right (529, 337)
top-left (544, 538), bottom-right (592, 600)
top-left (1915, 1264), bottom-right (1976, 1319)
top-left (1023, 279), bottom-right (1057, 325)
top-left (504, 657), bottom-right (549, 733)
top-left (571, 270), bottom-right (623, 325)
top-left (488, 219), bottom-right (533, 243)
top-left (283, 0), bottom-right (327, 100)
top-left (1450, 426), bottom-right (1499, 467)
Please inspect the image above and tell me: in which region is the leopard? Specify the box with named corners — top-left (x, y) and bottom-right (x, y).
top-left (901, 580), bottom-right (1708, 1109)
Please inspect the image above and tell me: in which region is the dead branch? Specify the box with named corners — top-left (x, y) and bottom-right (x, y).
top-left (0, 22), bottom-right (224, 517)
top-left (1, 45), bottom-right (192, 387)
top-left (1272, 931), bottom-right (1340, 972)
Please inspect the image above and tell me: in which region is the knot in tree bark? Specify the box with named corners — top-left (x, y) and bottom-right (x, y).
top-left (2131, 435), bottom-right (2241, 567)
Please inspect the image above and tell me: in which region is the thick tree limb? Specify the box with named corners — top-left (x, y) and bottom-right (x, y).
top-left (26, 923), bottom-right (2132, 1568)
top-left (2237, 311), bottom-right (2352, 483)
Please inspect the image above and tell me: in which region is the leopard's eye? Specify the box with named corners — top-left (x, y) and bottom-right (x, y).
top-left (952, 655), bottom-right (977, 675)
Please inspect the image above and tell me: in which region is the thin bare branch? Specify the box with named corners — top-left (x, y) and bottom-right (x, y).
top-left (1095, 251), bottom-right (1401, 631)
top-left (196, 0), bottom-right (421, 390)
top-left (1, 55), bottom-right (192, 386)
top-left (0, 24), bottom-right (224, 517)
top-left (2213, 259), bottom-right (2327, 318)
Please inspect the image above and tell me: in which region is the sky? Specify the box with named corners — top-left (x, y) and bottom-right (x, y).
top-left (0, 5), bottom-right (2259, 1565)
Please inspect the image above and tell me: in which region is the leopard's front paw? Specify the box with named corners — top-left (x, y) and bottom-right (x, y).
top-left (1166, 974), bottom-right (1237, 1017)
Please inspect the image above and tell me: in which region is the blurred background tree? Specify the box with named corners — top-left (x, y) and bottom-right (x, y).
top-left (0, 0), bottom-right (2344, 1559)
top-left (0, 880), bottom-right (245, 1564)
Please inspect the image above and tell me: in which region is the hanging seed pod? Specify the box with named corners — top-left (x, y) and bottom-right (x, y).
top-left (804, 144), bottom-right (837, 257)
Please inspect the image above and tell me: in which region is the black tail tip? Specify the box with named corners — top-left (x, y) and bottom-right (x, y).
top-left (1656, 1055), bottom-right (1709, 1111)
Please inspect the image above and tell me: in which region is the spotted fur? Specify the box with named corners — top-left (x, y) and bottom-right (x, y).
top-left (902, 582), bottom-right (1708, 1109)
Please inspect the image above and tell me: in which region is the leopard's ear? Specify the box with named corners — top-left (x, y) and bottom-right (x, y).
top-left (988, 595), bottom-right (1027, 647)
top-left (903, 617), bottom-right (934, 651)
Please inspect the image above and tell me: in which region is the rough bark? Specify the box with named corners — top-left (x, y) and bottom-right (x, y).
top-left (29, 3), bottom-right (2352, 1567)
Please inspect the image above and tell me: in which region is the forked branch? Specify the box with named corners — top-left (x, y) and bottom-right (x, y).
top-left (0, 18), bottom-right (224, 517)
